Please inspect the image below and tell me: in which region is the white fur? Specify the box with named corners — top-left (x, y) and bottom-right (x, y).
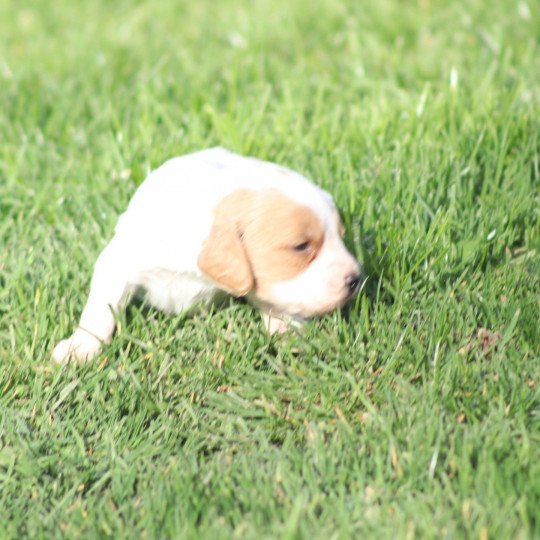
top-left (52, 148), bottom-right (359, 363)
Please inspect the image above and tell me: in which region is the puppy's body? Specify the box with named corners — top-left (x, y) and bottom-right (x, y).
top-left (53, 148), bottom-right (360, 362)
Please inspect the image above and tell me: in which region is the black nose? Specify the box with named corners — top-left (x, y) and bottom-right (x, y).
top-left (345, 273), bottom-right (361, 295)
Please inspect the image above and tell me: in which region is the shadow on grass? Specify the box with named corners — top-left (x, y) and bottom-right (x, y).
top-left (353, 226), bottom-right (395, 304)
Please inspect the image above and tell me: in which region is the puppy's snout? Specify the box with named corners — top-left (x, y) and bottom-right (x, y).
top-left (345, 273), bottom-right (361, 296)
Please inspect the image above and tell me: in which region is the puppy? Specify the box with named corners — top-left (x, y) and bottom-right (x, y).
top-left (52, 148), bottom-right (361, 362)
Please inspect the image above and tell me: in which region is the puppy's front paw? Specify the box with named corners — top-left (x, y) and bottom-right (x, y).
top-left (261, 312), bottom-right (304, 335)
top-left (266, 315), bottom-right (290, 335)
top-left (52, 329), bottom-right (103, 363)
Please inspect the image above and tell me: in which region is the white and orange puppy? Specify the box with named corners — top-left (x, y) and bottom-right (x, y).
top-left (52, 148), bottom-right (361, 363)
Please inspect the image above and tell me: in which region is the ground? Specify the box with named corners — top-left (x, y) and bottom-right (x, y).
top-left (0, 0), bottom-right (539, 538)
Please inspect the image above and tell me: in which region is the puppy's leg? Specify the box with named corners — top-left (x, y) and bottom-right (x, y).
top-left (259, 309), bottom-right (304, 335)
top-left (52, 240), bottom-right (133, 363)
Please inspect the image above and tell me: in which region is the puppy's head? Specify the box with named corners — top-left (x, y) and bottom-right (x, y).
top-left (198, 187), bottom-right (360, 319)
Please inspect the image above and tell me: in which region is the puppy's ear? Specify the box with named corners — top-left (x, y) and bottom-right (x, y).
top-left (197, 191), bottom-right (254, 296)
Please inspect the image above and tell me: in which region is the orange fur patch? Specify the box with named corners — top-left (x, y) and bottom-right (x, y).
top-left (197, 188), bottom-right (324, 295)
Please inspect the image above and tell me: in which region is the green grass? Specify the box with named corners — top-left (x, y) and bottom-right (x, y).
top-left (1, 0), bottom-right (539, 537)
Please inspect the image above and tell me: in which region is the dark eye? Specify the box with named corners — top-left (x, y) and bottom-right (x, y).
top-left (292, 241), bottom-right (310, 252)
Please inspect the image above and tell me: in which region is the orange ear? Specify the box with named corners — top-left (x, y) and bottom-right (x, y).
top-left (197, 214), bottom-right (254, 297)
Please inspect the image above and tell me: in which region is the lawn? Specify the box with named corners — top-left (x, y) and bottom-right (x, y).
top-left (0, 0), bottom-right (539, 538)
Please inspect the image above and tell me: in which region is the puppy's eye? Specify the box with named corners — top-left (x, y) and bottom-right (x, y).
top-left (292, 241), bottom-right (310, 252)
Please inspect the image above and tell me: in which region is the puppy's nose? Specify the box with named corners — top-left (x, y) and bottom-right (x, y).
top-left (345, 273), bottom-right (361, 296)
